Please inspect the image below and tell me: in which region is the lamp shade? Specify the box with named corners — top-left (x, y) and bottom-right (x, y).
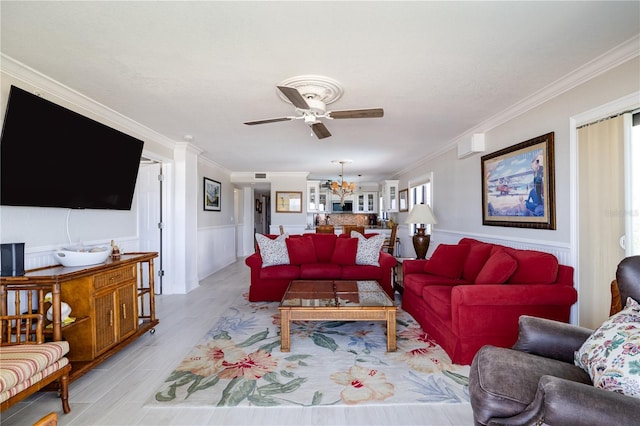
top-left (405, 204), bottom-right (438, 225)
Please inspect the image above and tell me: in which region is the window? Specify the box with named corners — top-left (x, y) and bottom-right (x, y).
top-left (408, 176), bottom-right (433, 234)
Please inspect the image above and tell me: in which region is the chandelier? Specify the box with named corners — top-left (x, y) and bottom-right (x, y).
top-left (330, 160), bottom-right (356, 206)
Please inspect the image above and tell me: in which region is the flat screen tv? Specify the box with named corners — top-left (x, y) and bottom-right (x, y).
top-left (1, 85), bottom-right (144, 210)
top-left (332, 201), bottom-right (353, 212)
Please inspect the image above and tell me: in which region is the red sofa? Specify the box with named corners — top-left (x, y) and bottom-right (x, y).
top-left (401, 238), bottom-right (577, 365)
top-left (245, 233), bottom-right (397, 302)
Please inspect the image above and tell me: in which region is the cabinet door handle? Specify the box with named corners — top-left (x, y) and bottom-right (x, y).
top-left (109, 309), bottom-right (113, 327)
top-left (122, 303), bottom-right (126, 319)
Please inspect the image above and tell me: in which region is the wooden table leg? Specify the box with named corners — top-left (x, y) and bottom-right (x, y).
top-left (279, 308), bottom-right (291, 352)
top-left (386, 309), bottom-right (397, 351)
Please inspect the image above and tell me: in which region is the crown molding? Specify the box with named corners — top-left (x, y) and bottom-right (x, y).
top-left (397, 35), bottom-right (640, 178)
top-left (0, 53), bottom-right (176, 152)
top-left (198, 153), bottom-right (231, 174)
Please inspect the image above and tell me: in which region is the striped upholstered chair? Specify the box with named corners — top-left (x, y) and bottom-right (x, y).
top-left (0, 313), bottom-right (71, 414)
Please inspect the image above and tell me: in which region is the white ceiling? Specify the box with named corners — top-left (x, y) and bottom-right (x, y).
top-left (2, 1), bottom-right (639, 184)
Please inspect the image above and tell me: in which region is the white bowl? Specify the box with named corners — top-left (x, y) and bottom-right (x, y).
top-left (54, 246), bottom-right (112, 267)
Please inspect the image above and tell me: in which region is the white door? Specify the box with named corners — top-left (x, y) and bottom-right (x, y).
top-left (137, 161), bottom-right (163, 293)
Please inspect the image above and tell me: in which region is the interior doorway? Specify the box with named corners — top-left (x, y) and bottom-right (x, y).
top-left (137, 158), bottom-right (164, 294)
top-left (254, 189), bottom-right (270, 235)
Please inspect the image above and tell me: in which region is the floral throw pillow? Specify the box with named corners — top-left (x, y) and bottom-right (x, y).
top-left (352, 232), bottom-right (385, 266)
top-left (574, 297), bottom-right (640, 398)
top-left (255, 233), bottom-right (290, 267)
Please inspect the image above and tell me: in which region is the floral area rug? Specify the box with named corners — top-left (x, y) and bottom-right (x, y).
top-left (147, 293), bottom-right (470, 408)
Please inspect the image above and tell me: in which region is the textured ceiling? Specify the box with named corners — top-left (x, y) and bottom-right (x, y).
top-left (1, 1), bottom-right (639, 184)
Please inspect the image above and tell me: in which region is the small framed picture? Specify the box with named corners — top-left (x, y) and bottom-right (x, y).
top-left (204, 177), bottom-right (221, 211)
top-left (399, 188), bottom-right (409, 212)
top-left (275, 191), bottom-right (302, 213)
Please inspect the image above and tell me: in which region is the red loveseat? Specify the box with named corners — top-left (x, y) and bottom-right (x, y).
top-left (245, 233), bottom-right (397, 302)
top-left (401, 238), bottom-right (577, 365)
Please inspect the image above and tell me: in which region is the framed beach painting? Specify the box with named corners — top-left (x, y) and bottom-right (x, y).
top-left (481, 132), bottom-right (555, 229)
top-left (275, 191), bottom-right (302, 213)
top-left (204, 177), bottom-right (221, 211)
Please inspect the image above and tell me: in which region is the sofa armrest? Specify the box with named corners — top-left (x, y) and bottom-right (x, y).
top-left (538, 376), bottom-right (640, 426)
top-left (245, 252), bottom-right (263, 269)
top-left (378, 252), bottom-right (397, 270)
top-left (402, 259), bottom-right (429, 275)
top-left (512, 316), bottom-right (593, 364)
top-left (489, 376), bottom-right (640, 426)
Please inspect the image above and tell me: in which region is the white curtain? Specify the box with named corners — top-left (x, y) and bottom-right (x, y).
top-left (624, 112), bottom-right (640, 256)
top-left (578, 115), bottom-right (625, 329)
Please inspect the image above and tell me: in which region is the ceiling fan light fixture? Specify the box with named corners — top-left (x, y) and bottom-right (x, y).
top-left (277, 75), bottom-right (344, 105)
top-left (243, 77), bottom-right (384, 139)
top-left (303, 98), bottom-right (327, 115)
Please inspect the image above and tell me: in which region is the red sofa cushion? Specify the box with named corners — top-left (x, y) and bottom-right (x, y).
top-left (286, 236), bottom-right (317, 265)
top-left (461, 242), bottom-right (494, 281)
top-left (404, 273), bottom-right (465, 297)
top-left (475, 250), bottom-right (518, 284)
top-left (341, 264), bottom-right (382, 280)
top-left (331, 238), bottom-right (357, 265)
top-left (308, 234), bottom-right (338, 263)
top-left (423, 243), bottom-right (470, 279)
top-left (504, 248), bottom-right (559, 284)
top-left (300, 263), bottom-right (342, 279)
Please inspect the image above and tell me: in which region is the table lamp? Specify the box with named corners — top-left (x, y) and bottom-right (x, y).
top-left (405, 204), bottom-right (438, 259)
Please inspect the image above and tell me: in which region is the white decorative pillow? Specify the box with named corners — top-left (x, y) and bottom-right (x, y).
top-left (352, 232), bottom-right (384, 266)
top-left (574, 297), bottom-right (640, 398)
top-left (255, 233), bottom-right (290, 267)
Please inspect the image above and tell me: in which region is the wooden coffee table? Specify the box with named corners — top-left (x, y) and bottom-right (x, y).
top-left (278, 280), bottom-right (397, 352)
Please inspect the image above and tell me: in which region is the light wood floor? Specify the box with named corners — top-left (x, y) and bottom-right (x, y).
top-left (1, 259), bottom-right (474, 426)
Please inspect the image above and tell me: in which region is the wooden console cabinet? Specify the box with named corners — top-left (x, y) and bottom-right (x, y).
top-left (0, 252), bottom-right (158, 382)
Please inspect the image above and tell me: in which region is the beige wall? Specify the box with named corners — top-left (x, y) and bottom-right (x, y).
top-left (397, 57), bottom-right (640, 323)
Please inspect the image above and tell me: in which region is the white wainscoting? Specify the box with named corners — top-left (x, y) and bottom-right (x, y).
top-left (198, 224), bottom-right (237, 280)
top-left (431, 229), bottom-right (573, 266)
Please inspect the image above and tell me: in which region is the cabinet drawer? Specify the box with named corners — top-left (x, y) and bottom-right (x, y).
top-left (94, 266), bottom-right (135, 290)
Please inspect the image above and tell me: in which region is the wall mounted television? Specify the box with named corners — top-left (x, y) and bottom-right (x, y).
top-left (1, 85), bottom-right (144, 210)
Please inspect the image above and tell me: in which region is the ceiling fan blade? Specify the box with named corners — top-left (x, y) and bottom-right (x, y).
top-left (244, 117), bottom-right (293, 125)
top-left (311, 122), bottom-right (332, 139)
top-left (328, 108), bottom-right (384, 119)
top-left (277, 86), bottom-right (310, 110)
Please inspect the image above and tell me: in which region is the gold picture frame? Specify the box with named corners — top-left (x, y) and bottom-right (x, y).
top-left (481, 132), bottom-right (555, 229)
top-left (275, 191), bottom-right (303, 213)
top-left (399, 188), bottom-right (409, 212)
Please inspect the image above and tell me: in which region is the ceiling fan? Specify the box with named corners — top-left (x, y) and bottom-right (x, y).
top-left (244, 85), bottom-right (384, 139)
